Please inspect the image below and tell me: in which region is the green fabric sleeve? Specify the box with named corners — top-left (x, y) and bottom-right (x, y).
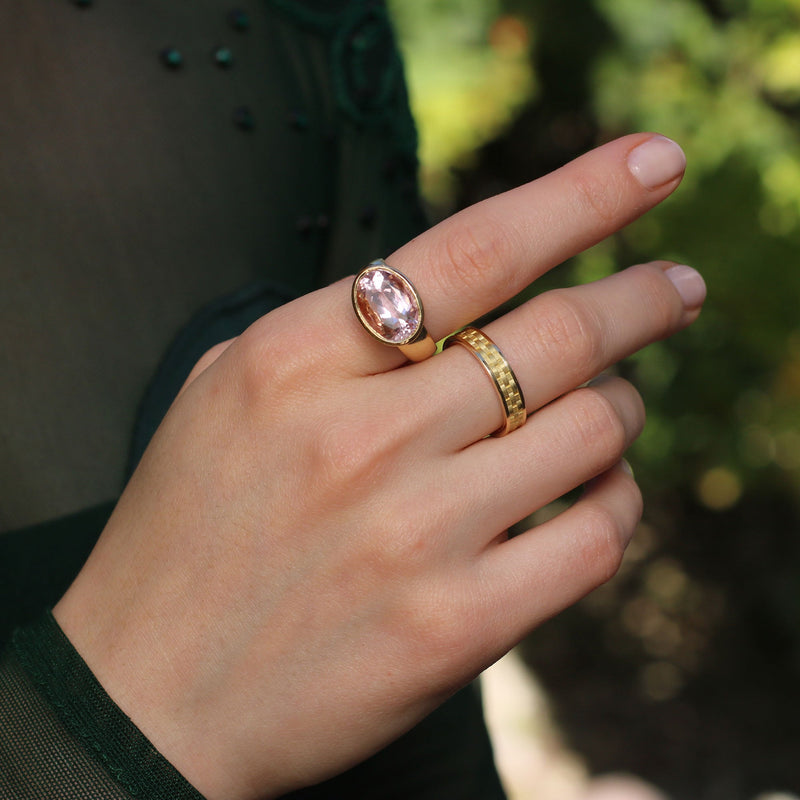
top-left (0, 2), bottom-right (505, 796)
top-left (0, 612), bottom-right (205, 800)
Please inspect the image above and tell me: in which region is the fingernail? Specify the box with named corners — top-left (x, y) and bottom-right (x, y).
top-left (621, 459), bottom-right (635, 479)
top-left (664, 264), bottom-right (707, 309)
top-left (627, 135), bottom-right (686, 190)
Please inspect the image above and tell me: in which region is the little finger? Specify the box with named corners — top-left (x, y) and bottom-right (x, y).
top-left (446, 376), bottom-right (644, 543)
top-left (475, 461), bottom-right (642, 648)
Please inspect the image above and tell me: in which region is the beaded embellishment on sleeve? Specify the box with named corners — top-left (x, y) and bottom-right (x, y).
top-left (265, 0), bottom-right (418, 159)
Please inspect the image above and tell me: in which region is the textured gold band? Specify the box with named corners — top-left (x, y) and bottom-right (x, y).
top-left (444, 326), bottom-right (527, 437)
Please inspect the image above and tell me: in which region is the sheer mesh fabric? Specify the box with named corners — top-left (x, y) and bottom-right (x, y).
top-left (0, 649), bottom-right (134, 800)
top-left (1, 615), bottom-right (506, 800)
top-left (1, 614), bottom-right (203, 800)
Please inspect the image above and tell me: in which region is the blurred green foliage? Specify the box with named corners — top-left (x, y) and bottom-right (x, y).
top-left (390, 1), bottom-right (800, 795)
top-left (392, 0), bottom-right (800, 514)
top-left (389, 0), bottom-right (536, 205)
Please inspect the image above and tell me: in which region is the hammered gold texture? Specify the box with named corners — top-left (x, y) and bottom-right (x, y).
top-left (445, 327), bottom-right (527, 436)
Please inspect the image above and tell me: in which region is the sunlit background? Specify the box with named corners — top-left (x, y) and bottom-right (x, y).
top-left (388, 1), bottom-right (800, 799)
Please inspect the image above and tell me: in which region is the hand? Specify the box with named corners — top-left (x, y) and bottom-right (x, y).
top-left (54, 133), bottom-right (703, 799)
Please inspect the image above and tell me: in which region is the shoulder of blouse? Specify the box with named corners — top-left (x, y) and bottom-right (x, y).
top-left (267, 0), bottom-right (419, 160)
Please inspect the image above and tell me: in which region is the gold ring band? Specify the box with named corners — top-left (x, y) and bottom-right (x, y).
top-left (352, 260), bottom-right (436, 362)
top-left (444, 326), bottom-right (527, 436)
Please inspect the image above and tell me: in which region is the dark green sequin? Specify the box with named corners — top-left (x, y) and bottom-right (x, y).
top-left (227, 9), bottom-right (251, 31)
top-left (213, 47), bottom-right (235, 68)
top-left (160, 47), bottom-right (184, 69)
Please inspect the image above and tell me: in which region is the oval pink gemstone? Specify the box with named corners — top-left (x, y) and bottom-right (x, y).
top-left (355, 266), bottom-right (421, 344)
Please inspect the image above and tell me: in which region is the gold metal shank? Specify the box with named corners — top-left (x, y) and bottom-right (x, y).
top-left (444, 326), bottom-right (527, 436)
top-left (398, 334), bottom-right (436, 362)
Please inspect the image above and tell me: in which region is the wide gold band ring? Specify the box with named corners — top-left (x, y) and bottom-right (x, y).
top-left (445, 326), bottom-right (527, 437)
top-left (352, 260), bottom-right (437, 362)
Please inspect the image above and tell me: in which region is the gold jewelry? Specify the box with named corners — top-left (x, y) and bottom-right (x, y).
top-left (352, 260), bottom-right (436, 362)
top-left (445, 326), bottom-right (527, 436)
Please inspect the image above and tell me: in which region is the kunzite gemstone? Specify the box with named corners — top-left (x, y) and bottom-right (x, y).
top-left (355, 266), bottom-right (421, 343)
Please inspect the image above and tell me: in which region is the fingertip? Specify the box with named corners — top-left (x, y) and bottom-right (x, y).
top-left (663, 263), bottom-right (707, 310)
top-left (479, 458), bottom-right (645, 643)
top-left (583, 460), bottom-right (643, 547)
top-left (626, 133), bottom-right (686, 191)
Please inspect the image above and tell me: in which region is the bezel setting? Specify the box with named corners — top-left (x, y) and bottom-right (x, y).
top-left (352, 260), bottom-right (425, 346)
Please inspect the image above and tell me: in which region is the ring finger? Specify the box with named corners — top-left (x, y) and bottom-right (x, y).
top-left (406, 260), bottom-right (705, 450)
top-left (449, 375), bottom-right (644, 543)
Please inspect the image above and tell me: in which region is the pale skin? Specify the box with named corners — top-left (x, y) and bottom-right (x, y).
top-left (54, 133), bottom-right (705, 799)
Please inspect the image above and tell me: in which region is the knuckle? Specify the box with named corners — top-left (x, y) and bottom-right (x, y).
top-left (528, 291), bottom-right (603, 371)
top-left (235, 314), bottom-right (324, 410)
top-left (311, 416), bottom-right (393, 495)
top-left (196, 340), bottom-right (230, 371)
top-left (572, 168), bottom-right (626, 225)
top-left (575, 502), bottom-right (627, 585)
top-left (376, 502), bottom-right (451, 580)
top-left (434, 214), bottom-right (517, 295)
top-left (307, 399), bottom-right (419, 502)
top-left (402, 587), bottom-right (467, 667)
top-left (569, 386), bottom-right (629, 457)
top-left (237, 336), bottom-right (295, 406)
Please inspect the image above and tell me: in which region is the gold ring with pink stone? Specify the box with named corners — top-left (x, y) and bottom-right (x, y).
top-left (352, 260), bottom-right (437, 362)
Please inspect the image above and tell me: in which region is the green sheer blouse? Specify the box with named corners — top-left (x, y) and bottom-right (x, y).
top-left (0, 1), bottom-right (505, 797)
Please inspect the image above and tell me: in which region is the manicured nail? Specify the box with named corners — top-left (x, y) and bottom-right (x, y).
top-left (664, 264), bottom-right (707, 309)
top-left (627, 135), bottom-right (686, 190)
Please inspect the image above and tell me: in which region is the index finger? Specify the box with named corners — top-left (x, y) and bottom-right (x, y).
top-left (394, 132), bottom-right (685, 337)
top-left (250, 133), bottom-right (686, 376)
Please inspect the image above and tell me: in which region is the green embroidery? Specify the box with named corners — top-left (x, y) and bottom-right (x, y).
top-left (265, 0), bottom-right (419, 159)
top-left (265, 0), bottom-right (356, 32)
top-left (332, 4), bottom-right (401, 123)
